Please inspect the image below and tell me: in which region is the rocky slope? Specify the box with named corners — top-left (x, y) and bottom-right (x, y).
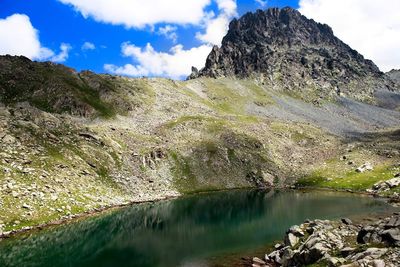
top-left (0, 7), bottom-right (400, 236)
top-left (191, 7), bottom-right (397, 104)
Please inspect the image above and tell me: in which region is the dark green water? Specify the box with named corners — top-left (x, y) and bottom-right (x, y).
top-left (0, 190), bottom-right (396, 267)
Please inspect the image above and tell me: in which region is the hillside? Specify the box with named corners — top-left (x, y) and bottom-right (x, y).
top-left (0, 7), bottom-right (400, 235)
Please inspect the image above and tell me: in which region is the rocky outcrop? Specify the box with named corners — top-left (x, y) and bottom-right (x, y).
top-left (253, 214), bottom-right (400, 267)
top-left (192, 7), bottom-right (396, 101)
top-left (358, 215), bottom-right (400, 247)
top-left (387, 70), bottom-right (400, 86)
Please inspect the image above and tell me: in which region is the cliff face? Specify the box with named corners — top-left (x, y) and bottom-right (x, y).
top-left (192, 7), bottom-right (395, 101)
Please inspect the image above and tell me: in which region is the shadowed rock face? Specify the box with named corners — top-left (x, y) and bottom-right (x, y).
top-left (192, 7), bottom-right (396, 101)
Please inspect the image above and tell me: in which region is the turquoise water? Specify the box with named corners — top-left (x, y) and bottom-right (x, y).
top-left (0, 190), bottom-right (395, 267)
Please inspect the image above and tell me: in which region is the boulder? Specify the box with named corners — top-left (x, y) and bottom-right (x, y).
top-left (285, 232), bottom-right (300, 247)
top-left (356, 162), bottom-right (373, 173)
top-left (348, 248), bottom-right (387, 261)
top-left (342, 218), bottom-right (353, 225)
top-left (252, 257), bottom-right (266, 265)
top-left (385, 178), bottom-right (400, 188)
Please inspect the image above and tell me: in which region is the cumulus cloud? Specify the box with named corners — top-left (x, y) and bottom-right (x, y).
top-left (255, 0), bottom-right (268, 7)
top-left (104, 42), bottom-right (212, 79)
top-left (58, 0), bottom-right (212, 28)
top-left (0, 13), bottom-right (71, 63)
top-left (101, 1), bottom-right (238, 79)
top-left (0, 14), bottom-right (51, 60)
top-left (81, 41), bottom-right (95, 51)
top-left (157, 25), bottom-right (178, 43)
top-left (196, 0), bottom-right (237, 45)
top-left (299, 0), bottom-right (400, 72)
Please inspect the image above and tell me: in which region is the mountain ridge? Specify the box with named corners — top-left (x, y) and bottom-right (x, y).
top-left (191, 7), bottom-right (397, 103)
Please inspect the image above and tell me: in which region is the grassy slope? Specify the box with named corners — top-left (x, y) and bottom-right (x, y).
top-left (297, 130), bottom-right (400, 192)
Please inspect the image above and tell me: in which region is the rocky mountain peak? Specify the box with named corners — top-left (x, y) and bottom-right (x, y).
top-left (191, 7), bottom-right (395, 101)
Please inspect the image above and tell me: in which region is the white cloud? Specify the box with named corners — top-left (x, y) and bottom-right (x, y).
top-left (299, 0), bottom-right (400, 72)
top-left (196, 0), bottom-right (237, 45)
top-left (255, 0), bottom-right (268, 7)
top-left (0, 14), bottom-right (51, 60)
top-left (51, 43), bottom-right (72, 63)
top-left (0, 13), bottom-right (72, 63)
top-left (91, 0), bottom-right (239, 79)
top-left (157, 25), bottom-right (178, 43)
top-left (104, 42), bottom-right (212, 79)
top-left (58, 0), bottom-right (212, 28)
top-left (81, 41), bottom-right (95, 51)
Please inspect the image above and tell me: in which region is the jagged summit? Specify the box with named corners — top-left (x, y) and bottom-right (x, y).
top-left (191, 7), bottom-right (395, 101)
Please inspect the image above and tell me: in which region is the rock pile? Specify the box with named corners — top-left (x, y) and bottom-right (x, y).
top-left (371, 178), bottom-right (400, 193)
top-left (252, 214), bottom-right (400, 267)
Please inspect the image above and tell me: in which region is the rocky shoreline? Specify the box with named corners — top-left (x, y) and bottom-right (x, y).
top-left (251, 214), bottom-right (400, 267)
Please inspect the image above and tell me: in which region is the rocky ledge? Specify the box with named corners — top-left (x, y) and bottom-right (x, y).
top-left (251, 214), bottom-right (400, 267)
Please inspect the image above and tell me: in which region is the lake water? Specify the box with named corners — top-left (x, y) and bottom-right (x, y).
top-left (0, 189), bottom-right (396, 267)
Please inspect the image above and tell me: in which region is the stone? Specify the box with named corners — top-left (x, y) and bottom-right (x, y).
top-left (385, 178), bottom-right (400, 188)
top-left (22, 203), bottom-right (31, 209)
top-left (356, 162), bottom-right (373, 173)
top-left (371, 259), bottom-right (386, 267)
top-left (341, 218), bottom-right (353, 225)
top-left (326, 256), bottom-right (346, 267)
top-left (350, 248), bottom-right (388, 261)
top-left (381, 228), bottom-right (400, 245)
top-left (386, 216), bottom-right (400, 228)
top-left (252, 257), bottom-right (266, 265)
top-left (2, 134), bottom-right (16, 144)
top-left (285, 233), bottom-right (300, 247)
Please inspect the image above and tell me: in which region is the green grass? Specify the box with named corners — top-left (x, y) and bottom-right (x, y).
top-left (169, 150), bottom-right (199, 193)
top-left (183, 78), bottom-right (274, 117)
top-left (297, 165), bottom-right (396, 191)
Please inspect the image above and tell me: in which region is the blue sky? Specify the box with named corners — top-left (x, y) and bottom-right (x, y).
top-left (0, 0), bottom-right (398, 79)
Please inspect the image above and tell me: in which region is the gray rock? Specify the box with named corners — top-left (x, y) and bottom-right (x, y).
top-left (252, 257), bottom-right (266, 265)
top-left (356, 162), bottom-right (373, 173)
top-left (342, 218), bottom-right (353, 225)
top-left (381, 228), bottom-right (400, 246)
top-left (385, 178), bottom-right (400, 188)
top-left (349, 248), bottom-right (388, 261)
top-left (285, 232), bottom-right (300, 247)
top-left (372, 259), bottom-right (386, 267)
top-left (386, 216), bottom-right (400, 228)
